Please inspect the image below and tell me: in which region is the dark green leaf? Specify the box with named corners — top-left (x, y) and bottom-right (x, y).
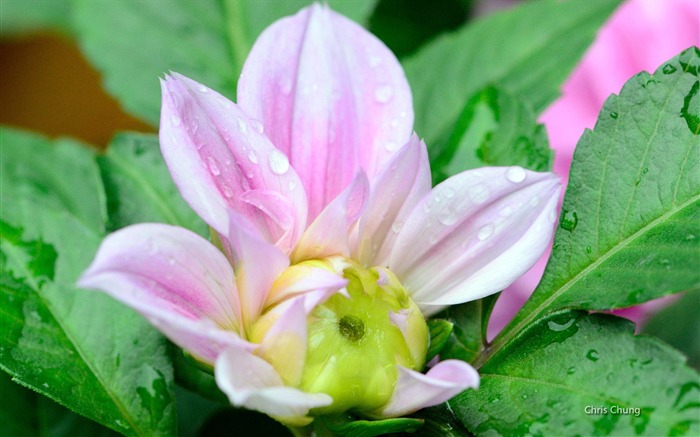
top-left (642, 291), bottom-right (700, 371)
top-left (404, 0), bottom-right (621, 150)
top-left (1, 372), bottom-right (119, 437)
top-left (430, 86), bottom-right (553, 184)
top-left (452, 311), bottom-right (700, 436)
top-left (97, 132), bottom-right (206, 235)
top-left (73, 0), bottom-right (377, 125)
top-left (426, 319), bottom-right (453, 363)
top-left (435, 294), bottom-right (498, 364)
top-left (317, 414), bottom-right (423, 437)
top-left (491, 48), bottom-right (700, 358)
top-left (0, 127), bottom-right (106, 233)
top-left (0, 198), bottom-right (176, 435)
top-left (407, 403), bottom-right (472, 437)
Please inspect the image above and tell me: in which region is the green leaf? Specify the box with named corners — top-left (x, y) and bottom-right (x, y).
top-left (426, 319), bottom-right (454, 363)
top-left (407, 403), bottom-right (472, 437)
top-left (451, 311), bottom-right (700, 436)
top-left (0, 0), bottom-right (72, 36)
top-left (97, 132), bottom-right (206, 235)
top-left (642, 291), bottom-right (700, 371)
top-left (434, 294), bottom-right (498, 365)
top-left (431, 86), bottom-right (553, 184)
top-left (1, 371), bottom-right (119, 437)
top-left (73, 0), bottom-right (377, 125)
top-left (317, 414), bottom-right (423, 437)
top-left (489, 48), bottom-right (700, 359)
top-left (404, 0), bottom-right (621, 150)
top-left (0, 128), bottom-right (107, 233)
top-left (1, 199), bottom-right (176, 436)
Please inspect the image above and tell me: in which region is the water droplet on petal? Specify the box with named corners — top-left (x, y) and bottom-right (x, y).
top-left (374, 85), bottom-right (393, 103)
top-left (500, 206), bottom-right (513, 217)
top-left (246, 171), bottom-right (254, 179)
top-left (529, 196), bottom-right (540, 206)
top-left (477, 224), bottom-right (494, 241)
top-left (269, 150), bottom-right (290, 175)
top-left (385, 141), bottom-right (398, 152)
top-left (391, 221), bottom-right (403, 233)
top-left (251, 120), bottom-right (264, 134)
top-left (170, 115), bottom-right (181, 127)
top-left (237, 118), bottom-right (247, 134)
top-left (221, 185), bottom-right (233, 198)
top-left (468, 184), bottom-right (489, 204)
top-left (207, 157), bottom-right (221, 175)
top-left (288, 181), bottom-right (296, 191)
top-left (443, 186), bottom-right (455, 199)
top-left (505, 166), bottom-right (526, 183)
top-left (390, 118), bottom-right (399, 128)
top-left (198, 84), bottom-right (208, 93)
top-left (438, 208), bottom-right (458, 226)
top-left (248, 150), bottom-right (259, 164)
top-left (369, 55), bottom-right (382, 67)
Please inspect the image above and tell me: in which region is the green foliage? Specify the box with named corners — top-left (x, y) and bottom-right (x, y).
top-left (435, 294), bottom-right (498, 365)
top-left (0, 128), bottom-right (176, 435)
top-left (452, 311), bottom-right (700, 436)
top-left (430, 86), bottom-right (553, 184)
top-left (72, 0), bottom-right (377, 125)
top-left (97, 133), bottom-right (206, 235)
top-left (404, 0), bottom-right (621, 152)
top-left (317, 414), bottom-right (424, 436)
top-left (493, 48), bottom-right (700, 355)
top-left (0, 0), bottom-right (72, 36)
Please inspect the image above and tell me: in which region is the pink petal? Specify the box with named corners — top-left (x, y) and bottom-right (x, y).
top-left (159, 73), bottom-right (307, 253)
top-left (78, 223), bottom-right (248, 364)
top-left (215, 344), bottom-right (333, 426)
top-left (390, 168), bottom-right (561, 315)
top-left (225, 212), bottom-right (289, 328)
top-left (373, 360), bottom-right (479, 417)
top-left (292, 173), bottom-right (369, 263)
top-left (238, 4), bottom-right (413, 220)
top-left (352, 134), bottom-right (431, 266)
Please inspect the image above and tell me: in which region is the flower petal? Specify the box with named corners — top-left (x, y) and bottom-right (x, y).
top-left (372, 360), bottom-right (479, 417)
top-left (352, 134), bottom-right (431, 266)
top-left (238, 4), bottom-right (413, 219)
top-left (390, 168), bottom-right (561, 315)
top-left (78, 223), bottom-right (247, 364)
top-left (292, 172), bottom-right (369, 263)
top-left (215, 344), bottom-right (333, 426)
top-left (265, 263), bottom-right (348, 310)
top-left (159, 73), bottom-right (307, 253)
top-left (225, 212), bottom-right (289, 328)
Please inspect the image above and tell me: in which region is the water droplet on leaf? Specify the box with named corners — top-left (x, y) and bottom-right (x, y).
top-left (560, 210), bottom-right (578, 232)
top-left (586, 349), bottom-right (600, 362)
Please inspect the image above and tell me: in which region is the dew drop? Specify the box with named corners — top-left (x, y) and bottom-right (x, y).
top-left (529, 196), bottom-right (540, 206)
top-left (400, 111), bottom-right (407, 118)
top-left (567, 366), bottom-right (576, 375)
top-left (248, 150), bottom-right (259, 164)
top-left (499, 206), bottom-right (513, 217)
top-left (548, 318), bottom-right (575, 332)
top-left (390, 118), bottom-right (400, 128)
top-left (237, 118), bottom-right (248, 134)
top-left (586, 349), bottom-right (600, 362)
top-left (391, 221), bottom-right (403, 234)
top-left (374, 85), bottom-right (393, 103)
top-left (251, 120), bottom-right (264, 134)
top-left (642, 167), bottom-right (649, 174)
top-left (385, 141), bottom-right (398, 152)
top-left (610, 111), bottom-right (619, 119)
top-left (505, 166), bottom-right (526, 183)
top-left (246, 171), bottom-right (254, 179)
top-left (269, 150), bottom-right (290, 175)
top-left (443, 186), bottom-right (455, 198)
top-left (170, 115), bottom-right (181, 127)
top-left (207, 157), bottom-right (221, 175)
top-left (468, 184), bottom-right (489, 204)
top-left (560, 210), bottom-right (578, 232)
top-left (477, 224), bottom-right (494, 241)
top-left (585, 245), bottom-right (592, 254)
top-left (289, 181), bottom-right (296, 191)
top-left (197, 84), bottom-right (208, 93)
top-left (438, 208), bottom-right (458, 226)
top-left (369, 55), bottom-right (382, 67)
top-left (221, 185), bottom-right (233, 198)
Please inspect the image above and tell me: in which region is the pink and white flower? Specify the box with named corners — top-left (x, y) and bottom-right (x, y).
top-left (79, 4), bottom-right (560, 427)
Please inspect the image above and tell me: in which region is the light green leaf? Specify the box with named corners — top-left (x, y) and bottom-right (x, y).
top-left (73, 0), bottom-right (377, 125)
top-left (431, 86), bottom-right (553, 184)
top-left (97, 132), bottom-right (206, 235)
top-left (317, 414), bottom-right (423, 437)
top-left (0, 128), bottom-right (106, 233)
top-left (451, 311), bottom-right (700, 436)
top-left (488, 48), bottom-right (700, 359)
top-left (404, 0), bottom-right (621, 150)
top-left (1, 198), bottom-right (176, 436)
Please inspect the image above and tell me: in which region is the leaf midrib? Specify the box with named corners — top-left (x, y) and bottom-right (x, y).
top-left (1, 221), bottom-right (143, 436)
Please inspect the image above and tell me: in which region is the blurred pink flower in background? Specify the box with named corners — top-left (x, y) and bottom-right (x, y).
top-left (488, 0), bottom-right (700, 338)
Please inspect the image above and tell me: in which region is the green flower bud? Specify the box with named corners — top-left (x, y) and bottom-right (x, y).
top-left (299, 257), bottom-right (429, 415)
